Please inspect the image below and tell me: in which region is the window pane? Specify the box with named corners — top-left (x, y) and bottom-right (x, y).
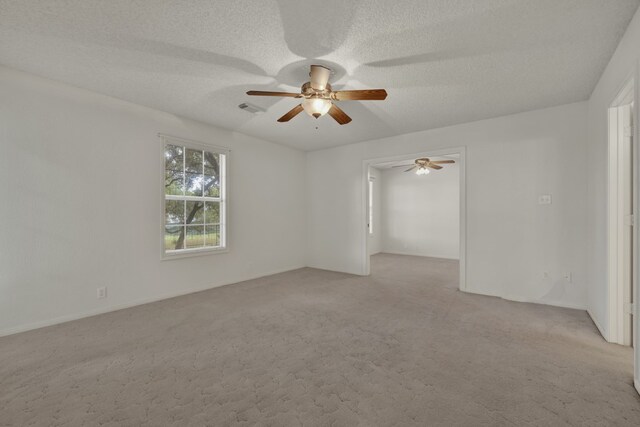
top-left (205, 224), bottom-right (220, 247)
top-left (185, 149), bottom-right (203, 174)
top-left (204, 151), bottom-right (219, 176)
top-left (165, 200), bottom-right (185, 224)
top-left (165, 225), bottom-right (183, 250)
top-left (186, 201), bottom-right (204, 224)
top-left (205, 202), bottom-right (220, 223)
top-left (185, 173), bottom-right (204, 196)
top-left (165, 145), bottom-right (184, 195)
top-left (203, 175), bottom-right (220, 197)
top-left (185, 225), bottom-right (205, 249)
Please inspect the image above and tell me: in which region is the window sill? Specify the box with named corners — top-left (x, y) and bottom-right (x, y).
top-left (162, 247), bottom-right (228, 260)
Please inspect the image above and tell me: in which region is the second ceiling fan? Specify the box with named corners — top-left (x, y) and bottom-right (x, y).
top-left (246, 65), bottom-right (387, 125)
top-left (394, 158), bottom-right (456, 175)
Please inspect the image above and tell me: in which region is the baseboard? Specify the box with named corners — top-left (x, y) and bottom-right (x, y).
top-left (587, 309), bottom-right (609, 341)
top-left (530, 299), bottom-right (587, 311)
top-left (459, 287), bottom-right (501, 299)
top-left (463, 288), bottom-right (586, 311)
top-left (305, 263), bottom-right (363, 276)
top-left (380, 250), bottom-right (460, 261)
top-left (498, 291), bottom-right (586, 310)
top-left (0, 265), bottom-right (305, 338)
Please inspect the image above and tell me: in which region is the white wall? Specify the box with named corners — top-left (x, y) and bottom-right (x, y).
top-left (0, 66), bottom-right (307, 336)
top-left (307, 102), bottom-right (588, 309)
top-left (367, 167), bottom-right (383, 255)
top-left (381, 162), bottom-right (459, 259)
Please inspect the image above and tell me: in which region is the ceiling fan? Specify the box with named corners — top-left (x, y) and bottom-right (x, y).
top-left (246, 65), bottom-right (387, 125)
top-left (394, 158), bottom-right (456, 175)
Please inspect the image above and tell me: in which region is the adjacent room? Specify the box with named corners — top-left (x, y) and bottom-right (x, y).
top-left (366, 154), bottom-right (461, 287)
top-left (2, 1), bottom-right (640, 425)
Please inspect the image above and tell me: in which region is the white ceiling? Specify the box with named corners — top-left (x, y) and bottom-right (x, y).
top-left (1, 0), bottom-right (638, 151)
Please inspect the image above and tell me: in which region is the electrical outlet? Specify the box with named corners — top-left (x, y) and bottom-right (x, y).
top-left (538, 194), bottom-right (552, 205)
top-left (563, 273), bottom-right (572, 283)
top-left (97, 287), bottom-right (107, 299)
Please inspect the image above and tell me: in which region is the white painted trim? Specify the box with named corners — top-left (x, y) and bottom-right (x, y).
top-left (458, 287), bottom-right (501, 299)
top-left (361, 147), bottom-right (467, 293)
top-left (379, 250), bottom-right (460, 261)
top-left (368, 178), bottom-right (374, 235)
top-left (491, 291), bottom-right (586, 310)
top-left (610, 72), bottom-right (635, 107)
top-left (0, 265), bottom-right (305, 338)
top-left (607, 105), bottom-right (620, 343)
top-left (517, 299), bottom-right (587, 311)
top-left (160, 135), bottom-right (230, 260)
top-left (157, 133), bottom-right (231, 154)
top-left (634, 62), bottom-right (640, 391)
top-left (162, 247), bottom-right (229, 261)
top-left (459, 149), bottom-right (467, 291)
top-left (607, 77), bottom-right (635, 345)
top-left (461, 286), bottom-right (586, 310)
top-left (587, 309), bottom-right (609, 341)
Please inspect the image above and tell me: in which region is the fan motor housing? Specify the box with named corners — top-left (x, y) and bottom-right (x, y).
top-left (301, 82), bottom-right (332, 99)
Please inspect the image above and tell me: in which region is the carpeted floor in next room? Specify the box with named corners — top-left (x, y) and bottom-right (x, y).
top-left (1, 253), bottom-right (639, 426)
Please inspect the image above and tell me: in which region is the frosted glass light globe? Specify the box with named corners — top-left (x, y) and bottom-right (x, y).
top-left (302, 98), bottom-right (332, 118)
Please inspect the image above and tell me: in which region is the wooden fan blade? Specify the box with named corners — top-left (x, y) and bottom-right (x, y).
top-left (404, 165), bottom-right (417, 172)
top-left (430, 160), bottom-right (455, 164)
top-left (427, 164), bottom-right (443, 170)
top-left (393, 164), bottom-right (414, 168)
top-left (277, 104), bottom-right (304, 122)
top-left (328, 104), bottom-right (352, 125)
top-left (247, 91), bottom-right (301, 98)
top-left (332, 89), bottom-right (387, 101)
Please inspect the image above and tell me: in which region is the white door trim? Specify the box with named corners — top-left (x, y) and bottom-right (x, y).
top-left (607, 76), bottom-right (635, 346)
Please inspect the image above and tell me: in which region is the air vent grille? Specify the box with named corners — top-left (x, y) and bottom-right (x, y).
top-left (238, 102), bottom-right (265, 114)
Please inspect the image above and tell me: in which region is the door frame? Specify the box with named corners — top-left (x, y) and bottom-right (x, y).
top-left (360, 146), bottom-right (467, 291)
top-left (608, 76), bottom-right (635, 346)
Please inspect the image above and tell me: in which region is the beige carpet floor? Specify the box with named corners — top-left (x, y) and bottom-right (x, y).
top-left (1, 253), bottom-right (639, 426)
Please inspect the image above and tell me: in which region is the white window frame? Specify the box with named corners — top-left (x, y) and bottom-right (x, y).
top-left (160, 134), bottom-right (229, 259)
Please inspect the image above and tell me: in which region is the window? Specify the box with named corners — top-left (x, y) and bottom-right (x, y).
top-left (162, 136), bottom-right (227, 257)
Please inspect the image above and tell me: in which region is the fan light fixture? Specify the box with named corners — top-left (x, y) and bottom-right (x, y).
top-left (246, 65), bottom-right (387, 125)
top-left (302, 97), bottom-right (332, 118)
top-left (416, 167), bottom-right (430, 176)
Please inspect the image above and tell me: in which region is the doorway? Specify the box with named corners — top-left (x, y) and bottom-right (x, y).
top-left (608, 77), bottom-right (635, 346)
top-left (361, 148), bottom-right (466, 291)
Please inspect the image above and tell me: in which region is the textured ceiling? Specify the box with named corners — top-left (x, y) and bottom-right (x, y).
top-left (0, 0), bottom-right (638, 151)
